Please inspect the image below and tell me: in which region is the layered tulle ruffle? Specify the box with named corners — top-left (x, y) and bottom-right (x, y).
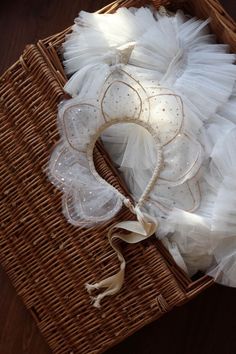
top-left (51, 6), bottom-right (236, 287)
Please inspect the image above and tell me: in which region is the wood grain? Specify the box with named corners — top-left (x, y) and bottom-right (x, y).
top-left (1, 1), bottom-right (236, 354)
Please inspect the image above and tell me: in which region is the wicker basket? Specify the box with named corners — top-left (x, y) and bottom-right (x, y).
top-left (0, 0), bottom-right (235, 353)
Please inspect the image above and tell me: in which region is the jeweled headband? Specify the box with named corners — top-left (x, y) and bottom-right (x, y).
top-left (48, 64), bottom-right (202, 307)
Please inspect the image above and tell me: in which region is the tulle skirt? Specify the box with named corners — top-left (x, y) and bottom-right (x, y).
top-left (62, 6), bottom-right (236, 287)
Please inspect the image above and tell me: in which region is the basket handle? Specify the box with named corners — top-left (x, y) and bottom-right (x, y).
top-left (97, 0), bottom-right (172, 14)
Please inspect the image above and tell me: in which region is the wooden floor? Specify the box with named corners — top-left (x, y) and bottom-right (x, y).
top-left (1, 1), bottom-right (236, 353)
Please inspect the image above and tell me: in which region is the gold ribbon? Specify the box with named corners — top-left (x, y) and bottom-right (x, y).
top-left (85, 204), bottom-right (158, 308)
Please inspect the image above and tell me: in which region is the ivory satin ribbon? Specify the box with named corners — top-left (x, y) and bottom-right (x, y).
top-left (85, 204), bottom-right (158, 308)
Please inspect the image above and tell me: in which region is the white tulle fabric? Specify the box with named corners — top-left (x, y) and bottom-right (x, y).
top-left (49, 6), bottom-right (236, 289)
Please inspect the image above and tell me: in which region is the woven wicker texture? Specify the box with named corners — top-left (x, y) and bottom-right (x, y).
top-left (1, 0), bottom-right (234, 353)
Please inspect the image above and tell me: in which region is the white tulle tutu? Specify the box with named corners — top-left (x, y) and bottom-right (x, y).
top-left (53, 6), bottom-right (236, 288)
